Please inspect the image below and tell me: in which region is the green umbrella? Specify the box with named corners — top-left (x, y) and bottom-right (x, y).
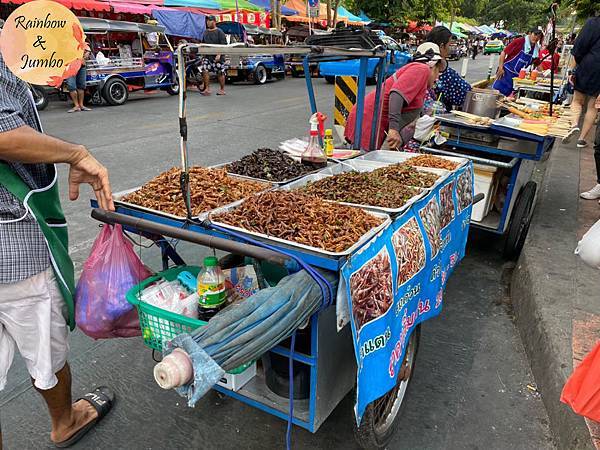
top-left (215, 0), bottom-right (263, 10)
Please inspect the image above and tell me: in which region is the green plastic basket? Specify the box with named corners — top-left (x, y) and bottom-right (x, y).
top-left (126, 265), bottom-right (251, 375)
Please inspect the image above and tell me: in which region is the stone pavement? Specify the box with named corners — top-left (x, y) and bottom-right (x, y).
top-left (511, 125), bottom-right (600, 450)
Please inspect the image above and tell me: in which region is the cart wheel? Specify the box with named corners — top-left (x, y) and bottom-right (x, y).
top-left (253, 65), bottom-right (268, 85)
top-left (291, 68), bottom-right (301, 78)
top-left (102, 78), bottom-right (129, 106)
top-left (30, 85), bottom-right (48, 111)
top-left (325, 76), bottom-right (335, 84)
top-left (353, 326), bottom-right (420, 450)
top-left (166, 78), bottom-right (180, 95)
top-left (503, 181), bottom-right (537, 259)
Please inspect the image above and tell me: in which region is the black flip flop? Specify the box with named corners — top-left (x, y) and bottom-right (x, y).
top-left (54, 386), bottom-right (115, 448)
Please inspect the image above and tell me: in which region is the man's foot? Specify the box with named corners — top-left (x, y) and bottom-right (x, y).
top-left (216, 89), bottom-right (226, 96)
top-left (562, 127), bottom-right (579, 144)
top-left (67, 107), bottom-right (80, 113)
top-left (81, 106), bottom-right (92, 111)
top-left (52, 386), bottom-right (115, 448)
top-left (580, 184), bottom-right (600, 200)
top-left (577, 139), bottom-right (588, 148)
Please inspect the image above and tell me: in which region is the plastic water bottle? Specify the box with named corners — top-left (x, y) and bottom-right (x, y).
top-left (197, 256), bottom-right (226, 321)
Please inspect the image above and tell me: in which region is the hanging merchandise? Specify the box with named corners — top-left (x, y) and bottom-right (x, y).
top-left (75, 225), bottom-right (151, 339)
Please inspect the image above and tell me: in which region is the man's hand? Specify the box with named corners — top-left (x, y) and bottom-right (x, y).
top-left (496, 65), bottom-right (505, 79)
top-left (386, 129), bottom-right (403, 150)
top-left (68, 147), bottom-right (114, 211)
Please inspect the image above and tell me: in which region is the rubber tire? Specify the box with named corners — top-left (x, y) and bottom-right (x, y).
top-left (166, 78), bottom-right (180, 95)
top-left (353, 326), bottom-right (421, 449)
top-left (253, 65), bottom-right (268, 85)
top-left (325, 75), bottom-right (335, 84)
top-left (291, 69), bottom-right (301, 78)
top-left (273, 72), bottom-right (285, 80)
top-left (102, 78), bottom-right (129, 106)
top-left (503, 181), bottom-right (537, 259)
top-left (30, 85), bottom-right (48, 111)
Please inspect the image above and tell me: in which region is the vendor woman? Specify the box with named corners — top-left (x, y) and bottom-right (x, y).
top-left (344, 42), bottom-right (447, 151)
top-left (493, 28), bottom-right (543, 96)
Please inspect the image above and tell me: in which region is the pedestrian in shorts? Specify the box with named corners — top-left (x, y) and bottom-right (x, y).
top-left (201, 15), bottom-right (228, 96)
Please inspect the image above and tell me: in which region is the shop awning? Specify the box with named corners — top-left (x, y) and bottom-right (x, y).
top-left (1, 0), bottom-right (113, 11)
top-left (214, 0), bottom-right (262, 11)
top-left (336, 5), bottom-right (364, 24)
top-left (358, 10), bottom-right (371, 23)
top-left (152, 9), bottom-right (205, 39)
top-left (248, 0), bottom-right (298, 15)
top-left (163, 0), bottom-right (221, 9)
top-left (109, 1), bottom-right (154, 14)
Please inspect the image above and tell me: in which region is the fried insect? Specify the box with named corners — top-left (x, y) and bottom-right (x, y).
top-left (227, 148), bottom-right (322, 182)
top-left (121, 167), bottom-right (269, 217)
top-left (350, 249), bottom-right (393, 329)
top-left (406, 155), bottom-right (459, 171)
top-left (213, 191), bottom-right (383, 253)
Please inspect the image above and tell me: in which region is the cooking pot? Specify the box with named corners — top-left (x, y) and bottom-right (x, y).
top-left (462, 88), bottom-right (502, 118)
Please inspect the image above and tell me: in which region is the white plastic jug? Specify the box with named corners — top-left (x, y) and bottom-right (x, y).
top-left (574, 219), bottom-right (600, 269)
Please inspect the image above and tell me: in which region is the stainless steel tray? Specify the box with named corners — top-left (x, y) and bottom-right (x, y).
top-left (437, 112), bottom-right (492, 129)
top-left (113, 174), bottom-right (273, 221)
top-left (356, 150), bottom-right (469, 169)
top-left (208, 204), bottom-right (392, 259)
top-left (210, 160), bottom-right (335, 186)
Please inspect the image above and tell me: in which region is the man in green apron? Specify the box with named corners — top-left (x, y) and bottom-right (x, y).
top-left (0, 52), bottom-right (115, 447)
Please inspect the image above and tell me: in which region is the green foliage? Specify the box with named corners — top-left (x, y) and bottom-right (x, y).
top-left (482, 0), bottom-right (553, 30)
top-left (561, 0), bottom-right (599, 20)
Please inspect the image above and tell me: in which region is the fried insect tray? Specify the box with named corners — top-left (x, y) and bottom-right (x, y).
top-left (356, 150), bottom-right (469, 168)
top-left (208, 204), bottom-right (391, 259)
top-left (209, 161), bottom-right (335, 186)
top-left (112, 174), bottom-right (273, 221)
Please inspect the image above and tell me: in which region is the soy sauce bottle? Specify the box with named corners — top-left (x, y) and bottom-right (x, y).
top-left (197, 256), bottom-right (226, 321)
top-left (301, 122), bottom-right (327, 168)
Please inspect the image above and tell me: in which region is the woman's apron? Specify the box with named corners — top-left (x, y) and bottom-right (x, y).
top-left (492, 48), bottom-right (534, 96)
top-left (0, 163), bottom-right (76, 330)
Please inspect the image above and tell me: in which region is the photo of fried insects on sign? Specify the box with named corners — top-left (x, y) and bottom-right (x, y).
top-left (456, 169), bottom-right (473, 213)
top-left (418, 196), bottom-right (442, 259)
top-left (392, 217), bottom-right (426, 289)
top-left (439, 181), bottom-right (456, 229)
top-left (350, 246), bottom-right (393, 331)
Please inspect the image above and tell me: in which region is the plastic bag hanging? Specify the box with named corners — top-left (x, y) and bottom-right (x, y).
top-left (75, 224), bottom-right (151, 339)
top-left (561, 342), bottom-right (600, 422)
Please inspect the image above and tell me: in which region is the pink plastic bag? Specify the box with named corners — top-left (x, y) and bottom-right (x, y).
top-left (75, 225), bottom-right (152, 339)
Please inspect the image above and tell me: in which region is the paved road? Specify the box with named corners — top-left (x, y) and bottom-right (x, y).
top-left (0, 55), bottom-right (553, 449)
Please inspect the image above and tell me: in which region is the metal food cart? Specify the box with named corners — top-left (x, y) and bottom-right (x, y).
top-left (89, 43), bottom-right (435, 448)
top-left (424, 114), bottom-right (554, 258)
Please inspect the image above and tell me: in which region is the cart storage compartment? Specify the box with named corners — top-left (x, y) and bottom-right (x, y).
top-left (472, 164), bottom-right (499, 222)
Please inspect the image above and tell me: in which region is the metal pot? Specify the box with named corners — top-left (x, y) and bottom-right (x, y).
top-left (462, 88), bottom-right (502, 118)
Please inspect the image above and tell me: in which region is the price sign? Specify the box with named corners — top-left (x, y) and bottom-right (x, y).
top-left (309, 6), bottom-right (320, 18)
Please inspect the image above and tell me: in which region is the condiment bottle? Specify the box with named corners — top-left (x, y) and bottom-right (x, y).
top-left (197, 256), bottom-right (226, 321)
top-left (518, 68), bottom-right (526, 79)
top-left (301, 122), bottom-right (327, 168)
top-left (323, 129), bottom-right (334, 157)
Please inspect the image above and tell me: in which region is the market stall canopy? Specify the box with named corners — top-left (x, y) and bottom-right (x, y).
top-left (248, 0), bottom-right (298, 15)
top-left (0, 0), bottom-right (111, 11)
top-left (79, 16), bottom-right (165, 32)
top-left (214, 0), bottom-right (262, 11)
top-left (336, 5), bottom-right (365, 24)
top-left (358, 10), bottom-right (372, 23)
top-left (153, 9), bottom-right (205, 39)
top-left (163, 0), bottom-right (220, 8)
top-left (406, 21), bottom-right (432, 33)
top-left (109, 1), bottom-right (155, 14)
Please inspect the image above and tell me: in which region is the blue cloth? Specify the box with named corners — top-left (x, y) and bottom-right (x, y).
top-left (248, 0), bottom-right (298, 15)
top-left (434, 67), bottom-right (471, 110)
top-left (492, 39), bottom-right (538, 96)
top-left (66, 67), bottom-right (86, 91)
top-left (523, 36), bottom-right (540, 58)
top-left (336, 6), bottom-right (364, 22)
top-left (153, 10), bottom-right (206, 40)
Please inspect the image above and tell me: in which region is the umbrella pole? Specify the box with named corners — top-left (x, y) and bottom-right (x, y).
top-left (177, 44), bottom-right (192, 219)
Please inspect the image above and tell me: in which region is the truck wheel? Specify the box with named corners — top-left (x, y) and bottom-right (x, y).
top-left (253, 65), bottom-right (268, 85)
top-left (102, 78), bottom-right (128, 106)
top-left (30, 85), bottom-right (48, 111)
top-left (325, 76), bottom-right (335, 84)
top-left (503, 181), bottom-right (537, 259)
top-left (353, 326), bottom-right (420, 449)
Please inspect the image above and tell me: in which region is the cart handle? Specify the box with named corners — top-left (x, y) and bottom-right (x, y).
top-left (420, 146), bottom-right (519, 169)
top-left (473, 193), bottom-right (485, 205)
top-left (90, 208), bottom-right (293, 267)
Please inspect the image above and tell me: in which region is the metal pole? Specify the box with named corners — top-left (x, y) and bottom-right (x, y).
top-left (369, 56), bottom-right (387, 151)
top-left (354, 56), bottom-right (368, 148)
top-left (176, 44), bottom-right (192, 219)
top-left (304, 55), bottom-right (318, 115)
top-left (549, 3), bottom-right (557, 116)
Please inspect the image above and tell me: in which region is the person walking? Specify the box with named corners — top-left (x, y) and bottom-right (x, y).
top-left (567, 14), bottom-right (600, 148)
top-left (0, 51), bottom-right (115, 447)
top-left (201, 15), bottom-right (228, 96)
top-left (66, 43), bottom-right (92, 113)
top-left (471, 39), bottom-right (478, 60)
top-left (579, 95), bottom-right (600, 200)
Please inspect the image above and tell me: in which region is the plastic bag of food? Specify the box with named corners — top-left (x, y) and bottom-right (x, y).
top-left (75, 225), bottom-right (152, 339)
top-left (223, 265), bottom-right (259, 305)
top-left (561, 342), bottom-right (600, 422)
top-left (574, 219), bottom-right (600, 269)
top-left (413, 115), bottom-right (437, 142)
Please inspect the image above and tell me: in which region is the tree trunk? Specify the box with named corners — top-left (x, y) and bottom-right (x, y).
top-left (270, 0), bottom-right (275, 28)
top-left (326, 0), bottom-right (332, 28)
top-left (276, 0), bottom-right (282, 29)
top-left (332, 0), bottom-right (338, 27)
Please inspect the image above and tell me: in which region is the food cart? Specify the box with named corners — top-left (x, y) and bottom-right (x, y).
top-left (426, 110), bottom-right (558, 258)
top-left (89, 43), bottom-right (476, 449)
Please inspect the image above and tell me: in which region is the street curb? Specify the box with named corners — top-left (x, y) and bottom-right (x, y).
top-left (511, 140), bottom-right (594, 450)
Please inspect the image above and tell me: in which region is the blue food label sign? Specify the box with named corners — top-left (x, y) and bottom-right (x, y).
top-left (341, 162), bottom-right (474, 424)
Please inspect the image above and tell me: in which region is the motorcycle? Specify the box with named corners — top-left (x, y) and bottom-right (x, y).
top-left (29, 84), bottom-right (49, 111)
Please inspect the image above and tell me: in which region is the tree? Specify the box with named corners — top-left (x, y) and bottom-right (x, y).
top-left (562, 0), bottom-right (599, 20)
top-left (482, 0), bottom-right (553, 30)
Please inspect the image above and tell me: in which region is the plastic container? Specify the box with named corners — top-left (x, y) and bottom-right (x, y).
top-left (530, 69), bottom-right (539, 81)
top-left (197, 256), bottom-right (226, 321)
top-left (301, 122), bottom-right (327, 167)
top-left (518, 68), bottom-right (527, 79)
top-left (471, 164), bottom-right (499, 222)
top-left (324, 128), bottom-right (334, 157)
